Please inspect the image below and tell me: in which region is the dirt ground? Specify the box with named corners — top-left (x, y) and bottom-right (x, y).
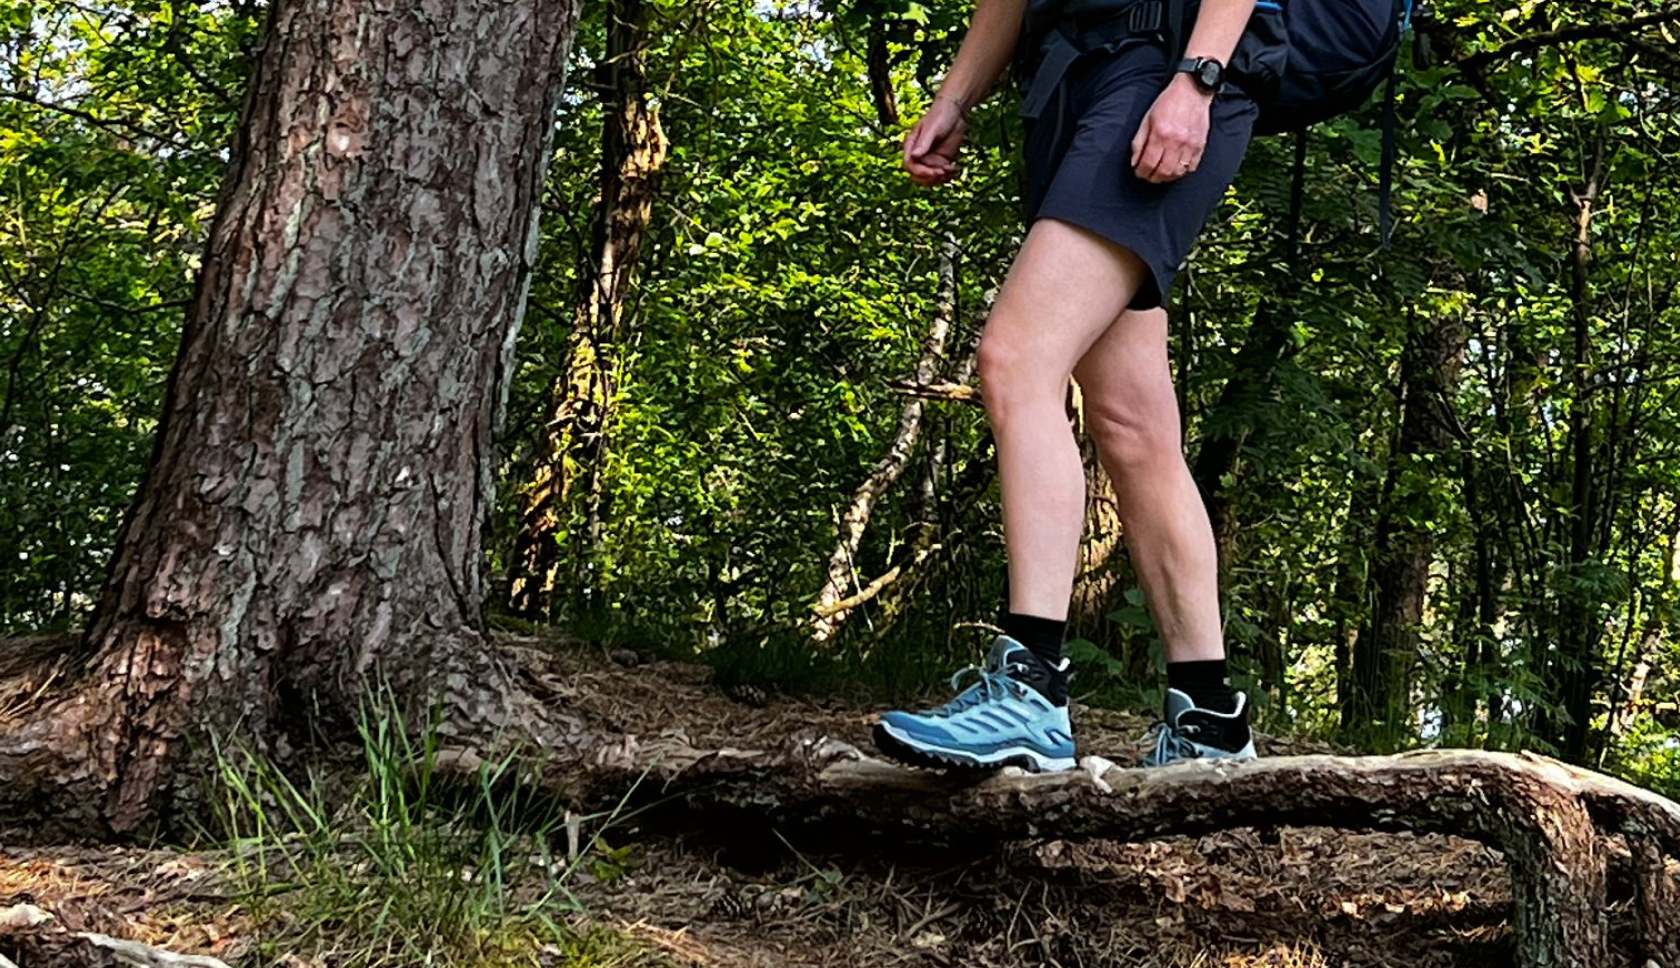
top-left (0, 640), bottom-right (1655, 966)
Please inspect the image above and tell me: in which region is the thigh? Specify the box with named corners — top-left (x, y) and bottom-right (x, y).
top-left (983, 217), bottom-right (1153, 380)
top-left (1072, 307), bottom-right (1179, 427)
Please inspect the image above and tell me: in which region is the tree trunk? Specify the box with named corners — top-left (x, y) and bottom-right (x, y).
top-left (432, 675), bottom-right (1670, 968)
top-left (1333, 464), bottom-right (1380, 731)
top-left (0, 0), bottom-right (580, 837)
top-left (1190, 298), bottom-right (1293, 576)
top-left (1070, 387), bottom-right (1128, 636)
top-left (508, 0), bottom-right (669, 619)
top-left (865, 17), bottom-right (899, 128)
top-left (1346, 307), bottom-right (1466, 744)
top-left (1543, 135), bottom-right (1609, 763)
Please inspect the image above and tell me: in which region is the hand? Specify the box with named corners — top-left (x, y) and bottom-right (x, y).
top-left (903, 98), bottom-right (969, 186)
top-left (1131, 73), bottom-right (1213, 184)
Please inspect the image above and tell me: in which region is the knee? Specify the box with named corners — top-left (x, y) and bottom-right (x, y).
top-left (1081, 387), bottom-right (1182, 475)
top-left (976, 320), bottom-right (1065, 422)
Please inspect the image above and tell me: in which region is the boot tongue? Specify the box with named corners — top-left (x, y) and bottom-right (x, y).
top-left (1163, 687), bottom-right (1196, 725)
top-left (987, 634), bottom-right (1033, 673)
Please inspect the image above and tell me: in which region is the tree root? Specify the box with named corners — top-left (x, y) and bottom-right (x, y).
top-left (435, 730), bottom-right (1680, 968)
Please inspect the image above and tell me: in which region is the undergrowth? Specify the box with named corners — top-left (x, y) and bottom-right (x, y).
top-left (199, 682), bottom-right (665, 968)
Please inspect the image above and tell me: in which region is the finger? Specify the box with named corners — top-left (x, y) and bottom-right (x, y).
top-left (907, 122), bottom-right (934, 163)
top-left (1131, 114), bottom-right (1152, 168)
top-left (907, 160), bottom-right (943, 182)
top-left (1161, 149), bottom-right (1193, 183)
top-left (933, 124), bottom-right (965, 159)
top-left (1138, 138), bottom-right (1169, 183)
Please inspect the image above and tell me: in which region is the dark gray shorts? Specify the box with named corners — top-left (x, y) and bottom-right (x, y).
top-left (1022, 40), bottom-right (1258, 311)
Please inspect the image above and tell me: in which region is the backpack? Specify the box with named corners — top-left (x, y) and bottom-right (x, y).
top-left (1231, 0), bottom-right (1419, 243)
top-left (1239, 0), bottom-right (1410, 135)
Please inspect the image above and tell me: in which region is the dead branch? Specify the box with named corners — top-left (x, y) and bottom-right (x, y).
top-left (887, 379), bottom-right (983, 407)
top-left (811, 236), bottom-right (962, 640)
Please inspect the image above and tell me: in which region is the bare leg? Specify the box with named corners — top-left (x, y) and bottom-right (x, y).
top-left (1071, 307), bottom-right (1224, 662)
top-left (978, 219), bottom-right (1152, 621)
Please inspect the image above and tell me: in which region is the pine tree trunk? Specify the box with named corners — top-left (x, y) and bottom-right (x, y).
top-left (0, 0), bottom-right (580, 836)
top-left (1346, 307), bottom-right (1465, 744)
top-left (508, 0), bottom-right (669, 619)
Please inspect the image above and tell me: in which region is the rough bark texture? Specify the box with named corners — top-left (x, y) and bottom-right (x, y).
top-left (1347, 307), bottom-right (1466, 741)
top-left (508, 0), bottom-right (669, 618)
top-left (0, 0), bottom-right (580, 836)
top-left (1631, 833), bottom-right (1680, 966)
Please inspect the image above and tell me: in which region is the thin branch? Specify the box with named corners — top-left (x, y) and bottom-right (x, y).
top-left (1458, 4), bottom-right (1680, 72)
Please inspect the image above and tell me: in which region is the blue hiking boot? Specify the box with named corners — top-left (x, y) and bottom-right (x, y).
top-left (872, 635), bottom-right (1076, 773)
top-left (1140, 688), bottom-right (1258, 767)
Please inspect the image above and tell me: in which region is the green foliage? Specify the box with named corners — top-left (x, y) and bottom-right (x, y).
top-left (0, 0), bottom-right (255, 630)
top-left (203, 681), bottom-right (659, 967)
top-left (8, 0), bottom-right (1680, 789)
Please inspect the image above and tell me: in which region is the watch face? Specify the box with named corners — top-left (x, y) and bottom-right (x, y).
top-left (1198, 61), bottom-right (1222, 88)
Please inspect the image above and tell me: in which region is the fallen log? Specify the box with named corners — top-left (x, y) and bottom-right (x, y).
top-left (437, 736), bottom-right (1680, 968)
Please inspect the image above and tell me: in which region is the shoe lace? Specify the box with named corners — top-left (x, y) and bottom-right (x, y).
top-left (1145, 719), bottom-right (1204, 767)
top-left (929, 662), bottom-right (1027, 718)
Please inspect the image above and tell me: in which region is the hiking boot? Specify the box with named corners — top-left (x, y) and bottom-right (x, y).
top-left (873, 635), bottom-right (1076, 773)
top-left (1140, 688), bottom-right (1258, 767)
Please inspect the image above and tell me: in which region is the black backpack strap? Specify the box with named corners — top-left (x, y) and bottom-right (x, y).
top-left (1165, 0), bottom-right (1189, 57)
top-left (1287, 126), bottom-right (1307, 257)
top-left (1377, 62), bottom-right (1398, 246)
top-left (1019, 1), bottom-right (1168, 120)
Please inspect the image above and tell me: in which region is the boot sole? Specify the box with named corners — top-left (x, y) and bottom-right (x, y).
top-left (872, 722), bottom-right (1076, 774)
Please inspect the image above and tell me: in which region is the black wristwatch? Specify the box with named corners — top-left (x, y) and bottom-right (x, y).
top-left (1176, 56), bottom-right (1225, 93)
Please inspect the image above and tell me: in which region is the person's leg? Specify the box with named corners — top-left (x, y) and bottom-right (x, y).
top-left (1072, 307), bottom-right (1254, 761)
top-left (1070, 307), bottom-right (1223, 664)
top-left (869, 217), bottom-right (1153, 773)
top-left (979, 219), bottom-right (1153, 629)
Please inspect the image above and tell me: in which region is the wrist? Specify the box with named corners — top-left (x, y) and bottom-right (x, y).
top-left (1170, 71), bottom-right (1216, 100)
top-left (1174, 55), bottom-right (1226, 97)
top-left (934, 92), bottom-right (976, 120)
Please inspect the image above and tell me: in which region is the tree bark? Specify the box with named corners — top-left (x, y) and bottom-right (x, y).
top-left (1346, 306), bottom-right (1466, 743)
top-left (438, 712), bottom-right (1669, 968)
top-left (508, 0), bottom-right (670, 619)
top-left (865, 17), bottom-right (899, 128)
top-left (1543, 134), bottom-right (1609, 762)
top-left (0, 0), bottom-right (580, 836)
top-left (1190, 298), bottom-right (1293, 575)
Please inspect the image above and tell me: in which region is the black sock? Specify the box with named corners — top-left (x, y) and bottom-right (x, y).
top-left (1003, 611), bottom-right (1066, 670)
top-left (1166, 659), bottom-right (1238, 713)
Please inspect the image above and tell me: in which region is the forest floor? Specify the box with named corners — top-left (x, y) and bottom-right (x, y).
top-left (0, 634), bottom-right (1651, 967)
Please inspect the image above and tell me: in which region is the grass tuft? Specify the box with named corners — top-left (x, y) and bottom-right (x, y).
top-left (202, 679), bottom-right (663, 967)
